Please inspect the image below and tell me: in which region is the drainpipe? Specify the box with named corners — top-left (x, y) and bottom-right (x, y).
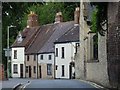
top-left (37, 54), bottom-right (38, 79)
top-left (25, 54), bottom-right (26, 78)
top-left (54, 53), bottom-right (56, 79)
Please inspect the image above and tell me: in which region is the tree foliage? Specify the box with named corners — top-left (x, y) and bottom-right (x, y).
top-left (90, 2), bottom-right (108, 36)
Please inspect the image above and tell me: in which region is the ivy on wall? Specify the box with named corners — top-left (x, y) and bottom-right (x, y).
top-left (91, 6), bottom-right (98, 33)
top-left (90, 3), bottom-right (108, 36)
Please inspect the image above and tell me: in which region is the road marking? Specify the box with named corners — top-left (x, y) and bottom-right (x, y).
top-left (22, 81), bottom-right (31, 90)
top-left (12, 83), bottom-right (22, 90)
top-left (79, 79), bottom-right (108, 89)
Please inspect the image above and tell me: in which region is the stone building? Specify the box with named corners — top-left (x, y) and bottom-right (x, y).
top-left (107, 2), bottom-right (120, 89)
top-left (75, 2), bottom-right (120, 89)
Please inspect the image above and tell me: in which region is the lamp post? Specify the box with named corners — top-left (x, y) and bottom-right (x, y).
top-left (7, 25), bottom-right (16, 79)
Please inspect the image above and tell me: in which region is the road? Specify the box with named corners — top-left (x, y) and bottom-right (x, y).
top-left (23, 79), bottom-right (99, 90)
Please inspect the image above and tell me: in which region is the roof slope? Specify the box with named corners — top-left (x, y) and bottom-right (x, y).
top-left (54, 26), bottom-right (79, 43)
top-left (12, 21), bottom-right (79, 54)
top-left (38, 21), bottom-right (75, 54)
top-left (25, 24), bottom-right (56, 54)
top-left (12, 26), bottom-right (40, 48)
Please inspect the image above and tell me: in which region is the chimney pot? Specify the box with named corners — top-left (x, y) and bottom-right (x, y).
top-left (27, 11), bottom-right (39, 27)
top-left (54, 11), bottom-right (63, 24)
top-left (74, 7), bottom-right (80, 25)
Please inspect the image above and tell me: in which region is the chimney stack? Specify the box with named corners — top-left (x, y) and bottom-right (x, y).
top-left (54, 12), bottom-right (63, 24)
top-left (74, 7), bottom-right (80, 25)
top-left (27, 11), bottom-right (39, 28)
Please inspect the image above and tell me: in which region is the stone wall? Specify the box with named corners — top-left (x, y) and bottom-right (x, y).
top-left (107, 2), bottom-right (120, 88)
top-left (86, 33), bottom-right (109, 87)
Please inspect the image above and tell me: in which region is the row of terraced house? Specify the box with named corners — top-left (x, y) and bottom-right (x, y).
top-left (11, 7), bottom-right (80, 79)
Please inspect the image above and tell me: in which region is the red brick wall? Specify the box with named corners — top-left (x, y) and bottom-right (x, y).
top-left (0, 64), bottom-right (4, 80)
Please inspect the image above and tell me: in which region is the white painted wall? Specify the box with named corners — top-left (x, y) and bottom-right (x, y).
top-left (55, 42), bottom-right (78, 79)
top-left (38, 53), bottom-right (54, 64)
top-left (11, 47), bottom-right (25, 78)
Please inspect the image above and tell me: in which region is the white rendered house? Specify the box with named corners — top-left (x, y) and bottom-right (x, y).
top-left (55, 42), bottom-right (79, 79)
top-left (11, 47), bottom-right (25, 78)
top-left (55, 25), bottom-right (79, 79)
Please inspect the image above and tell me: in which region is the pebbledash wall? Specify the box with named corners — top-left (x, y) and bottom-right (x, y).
top-left (11, 47), bottom-right (25, 78)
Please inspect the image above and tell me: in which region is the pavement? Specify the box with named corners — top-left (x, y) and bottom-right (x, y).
top-left (0, 78), bottom-right (106, 90)
top-left (0, 78), bottom-right (31, 90)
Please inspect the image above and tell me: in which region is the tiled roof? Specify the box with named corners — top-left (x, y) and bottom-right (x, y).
top-left (12, 26), bottom-right (40, 48)
top-left (54, 25), bottom-right (79, 43)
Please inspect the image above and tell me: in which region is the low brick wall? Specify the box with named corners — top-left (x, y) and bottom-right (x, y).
top-left (0, 64), bottom-right (5, 80)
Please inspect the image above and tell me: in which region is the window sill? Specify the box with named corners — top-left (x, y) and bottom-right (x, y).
top-left (86, 59), bottom-right (99, 63)
top-left (13, 73), bottom-right (18, 74)
top-left (47, 74), bottom-right (52, 76)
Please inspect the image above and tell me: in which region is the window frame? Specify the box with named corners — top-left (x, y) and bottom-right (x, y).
top-left (34, 55), bottom-right (36, 61)
top-left (62, 65), bottom-right (65, 77)
top-left (13, 64), bottom-right (18, 74)
top-left (61, 47), bottom-right (65, 59)
top-left (55, 48), bottom-right (58, 57)
top-left (14, 50), bottom-right (17, 59)
top-left (47, 64), bottom-right (52, 75)
top-left (93, 34), bottom-right (98, 60)
top-left (26, 66), bottom-right (28, 73)
top-left (48, 55), bottom-right (52, 60)
top-left (27, 55), bottom-right (29, 61)
top-left (33, 66), bottom-right (36, 73)
top-left (40, 55), bottom-right (43, 60)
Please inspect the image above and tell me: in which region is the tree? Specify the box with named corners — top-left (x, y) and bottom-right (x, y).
top-left (90, 2), bottom-right (108, 36)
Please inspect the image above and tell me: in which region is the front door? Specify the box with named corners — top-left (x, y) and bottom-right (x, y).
top-left (20, 64), bottom-right (23, 78)
top-left (69, 64), bottom-right (72, 79)
top-left (39, 66), bottom-right (42, 78)
top-left (29, 66), bottom-right (31, 78)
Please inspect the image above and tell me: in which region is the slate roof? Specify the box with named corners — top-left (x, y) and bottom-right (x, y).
top-left (12, 21), bottom-right (79, 54)
top-left (12, 26), bottom-right (40, 48)
top-left (25, 24), bottom-right (57, 54)
top-left (38, 21), bottom-right (75, 54)
top-left (54, 26), bottom-right (79, 43)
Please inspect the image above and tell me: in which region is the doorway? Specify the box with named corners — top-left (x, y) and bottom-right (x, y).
top-left (39, 66), bottom-right (42, 78)
top-left (20, 64), bottom-right (23, 78)
top-left (29, 66), bottom-right (31, 78)
top-left (69, 62), bottom-right (75, 79)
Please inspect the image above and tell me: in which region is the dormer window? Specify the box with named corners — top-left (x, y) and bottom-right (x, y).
top-left (17, 32), bottom-right (23, 43)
